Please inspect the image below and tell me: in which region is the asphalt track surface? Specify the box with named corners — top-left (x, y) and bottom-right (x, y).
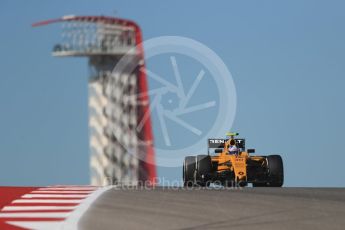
top-left (79, 187), bottom-right (345, 230)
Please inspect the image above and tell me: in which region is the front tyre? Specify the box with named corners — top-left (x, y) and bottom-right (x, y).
top-left (183, 156), bottom-right (196, 187)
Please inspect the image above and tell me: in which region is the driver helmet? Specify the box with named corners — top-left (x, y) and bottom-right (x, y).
top-left (229, 145), bottom-right (238, 154)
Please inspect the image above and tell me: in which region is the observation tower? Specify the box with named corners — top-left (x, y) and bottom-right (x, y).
top-left (33, 15), bottom-right (156, 185)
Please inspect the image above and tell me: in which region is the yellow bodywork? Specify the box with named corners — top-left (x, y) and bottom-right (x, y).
top-left (211, 139), bottom-right (264, 182)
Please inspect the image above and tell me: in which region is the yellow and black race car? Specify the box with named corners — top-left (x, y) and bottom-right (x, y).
top-left (183, 132), bottom-right (284, 187)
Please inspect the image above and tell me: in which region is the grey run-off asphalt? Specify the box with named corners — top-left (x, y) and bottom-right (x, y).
top-left (79, 187), bottom-right (345, 230)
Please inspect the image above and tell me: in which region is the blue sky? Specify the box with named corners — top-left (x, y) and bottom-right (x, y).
top-left (0, 0), bottom-right (345, 186)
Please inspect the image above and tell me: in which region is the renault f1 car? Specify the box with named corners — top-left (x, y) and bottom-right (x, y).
top-left (183, 132), bottom-right (284, 187)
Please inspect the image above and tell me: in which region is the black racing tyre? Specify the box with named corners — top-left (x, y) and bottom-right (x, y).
top-left (266, 155), bottom-right (284, 187)
top-left (237, 181), bottom-right (248, 187)
top-left (252, 182), bottom-right (267, 187)
top-left (183, 156), bottom-right (196, 187)
top-left (196, 155), bottom-right (212, 187)
top-left (222, 180), bottom-right (235, 188)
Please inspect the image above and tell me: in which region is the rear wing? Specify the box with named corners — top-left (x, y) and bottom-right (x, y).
top-left (208, 138), bottom-right (246, 149)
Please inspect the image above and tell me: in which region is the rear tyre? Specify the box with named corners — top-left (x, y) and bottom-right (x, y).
top-left (266, 155), bottom-right (284, 187)
top-left (183, 156), bottom-right (196, 187)
top-left (196, 155), bottom-right (212, 187)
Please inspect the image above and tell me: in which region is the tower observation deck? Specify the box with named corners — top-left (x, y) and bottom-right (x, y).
top-left (33, 15), bottom-right (156, 185)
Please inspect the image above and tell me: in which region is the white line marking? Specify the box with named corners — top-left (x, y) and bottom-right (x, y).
top-left (38, 188), bottom-right (96, 191)
top-left (0, 212), bottom-right (69, 218)
top-left (22, 194), bottom-right (89, 198)
top-left (61, 186), bottom-right (113, 230)
top-left (13, 199), bottom-right (82, 204)
top-left (2, 206), bottom-right (75, 211)
top-left (4, 186), bottom-right (112, 230)
top-left (47, 185), bottom-right (97, 187)
top-left (31, 190), bottom-right (92, 194)
top-left (6, 221), bottom-right (63, 230)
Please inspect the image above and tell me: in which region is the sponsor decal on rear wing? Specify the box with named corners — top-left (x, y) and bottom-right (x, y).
top-left (208, 138), bottom-right (246, 149)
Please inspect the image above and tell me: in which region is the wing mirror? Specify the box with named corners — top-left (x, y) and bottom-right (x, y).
top-left (247, 149), bottom-right (255, 153)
